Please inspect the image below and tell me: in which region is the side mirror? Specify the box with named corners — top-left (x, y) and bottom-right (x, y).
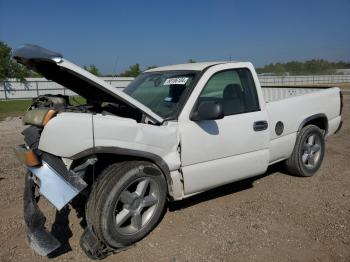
top-left (190, 101), bottom-right (224, 121)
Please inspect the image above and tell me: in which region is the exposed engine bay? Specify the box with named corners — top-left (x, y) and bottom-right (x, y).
top-left (26, 94), bottom-right (144, 124)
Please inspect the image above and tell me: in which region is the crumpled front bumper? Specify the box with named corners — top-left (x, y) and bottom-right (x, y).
top-left (15, 145), bottom-right (88, 256)
top-left (23, 172), bottom-right (61, 256)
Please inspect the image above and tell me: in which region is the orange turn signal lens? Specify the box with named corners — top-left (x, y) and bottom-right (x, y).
top-left (43, 110), bottom-right (57, 126)
top-left (25, 150), bottom-right (41, 167)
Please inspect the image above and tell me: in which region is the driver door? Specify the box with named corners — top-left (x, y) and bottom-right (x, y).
top-left (178, 66), bottom-right (269, 195)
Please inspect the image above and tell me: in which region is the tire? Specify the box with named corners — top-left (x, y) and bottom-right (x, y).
top-left (285, 124), bottom-right (325, 177)
top-left (85, 162), bottom-right (125, 232)
top-left (86, 161), bottom-right (167, 248)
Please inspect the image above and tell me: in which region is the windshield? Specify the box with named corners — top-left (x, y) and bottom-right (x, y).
top-left (124, 71), bottom-right (198, 119)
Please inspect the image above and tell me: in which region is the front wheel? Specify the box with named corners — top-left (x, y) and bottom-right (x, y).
top-left (285, 125), bottom-right (325, 177)
top-left (86, 161), bottom-right (167, 248)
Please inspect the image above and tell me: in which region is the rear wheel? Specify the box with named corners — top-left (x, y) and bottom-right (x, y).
top-left (86, 161), bottom-right (167, 248)
top-left (285, 125), bottom-right (325, 177)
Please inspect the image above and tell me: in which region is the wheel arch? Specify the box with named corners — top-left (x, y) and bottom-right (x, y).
top-left (70, 146), bottom-right (175, 198)
top-left (298, 113), bottom-right (328, 135)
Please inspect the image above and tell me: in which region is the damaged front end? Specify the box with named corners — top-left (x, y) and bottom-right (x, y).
top-left (15, 124), bottom-right (95, 256)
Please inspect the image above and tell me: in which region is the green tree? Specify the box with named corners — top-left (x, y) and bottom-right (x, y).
top-left (188, 59), bottom-right (196, 63)
top-left (146, 65), bottom-right (157, 70)
top-left (119, 63), bottom-right (141, 77)
top-left (0, 41), bottom-right (31, 82)
top-left (83, 64), bottom-right (101, 76)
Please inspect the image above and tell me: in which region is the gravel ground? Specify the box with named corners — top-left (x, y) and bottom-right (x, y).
top-left (0, 96), bottom-right (349, 262)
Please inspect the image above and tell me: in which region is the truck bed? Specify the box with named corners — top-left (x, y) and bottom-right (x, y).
top-left (262, 86), bottom-right (331, 102)
top-left (263, 86), bottom-right (341, 165)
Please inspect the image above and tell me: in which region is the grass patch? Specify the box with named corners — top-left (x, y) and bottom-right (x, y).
top-left (0, 96), bottom-right (87, 120)
top-left (0, 99), bottom-right (31, 120)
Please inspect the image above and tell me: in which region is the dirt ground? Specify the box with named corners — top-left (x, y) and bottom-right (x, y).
top-left (0, 96), bottom-right (349, 262)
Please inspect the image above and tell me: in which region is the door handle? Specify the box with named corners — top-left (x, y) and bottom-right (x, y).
top-left (253, 121), bottom-right (268, 131)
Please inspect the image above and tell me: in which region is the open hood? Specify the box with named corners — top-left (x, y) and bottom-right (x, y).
top-left (12, 44), bottom-right (163, 124)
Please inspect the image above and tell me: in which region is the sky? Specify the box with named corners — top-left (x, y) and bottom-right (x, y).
top-left (0, 0), bottom-right (349, 74)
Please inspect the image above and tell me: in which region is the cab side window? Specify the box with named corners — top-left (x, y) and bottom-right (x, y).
top-left (198, 68), bottom-right (260, 116)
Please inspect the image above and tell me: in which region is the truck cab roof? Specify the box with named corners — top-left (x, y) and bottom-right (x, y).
top-left (145, 61), bottom-right (240, 72)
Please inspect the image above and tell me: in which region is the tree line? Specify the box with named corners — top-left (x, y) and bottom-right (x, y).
top-left (83, 64), bottom-right (159, 77)
top-left (256, 59), bottom-right (350, 75)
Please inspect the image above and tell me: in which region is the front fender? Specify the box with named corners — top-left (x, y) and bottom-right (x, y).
top-left (39, 113), bottom-right (181, 172)
top-left (39, 112), bottom-right (94, 157)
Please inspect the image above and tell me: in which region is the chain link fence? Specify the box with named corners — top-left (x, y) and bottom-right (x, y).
top-left (0, 77), bottom-right (133, 100)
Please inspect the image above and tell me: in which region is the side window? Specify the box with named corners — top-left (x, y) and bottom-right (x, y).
top-left (197, 68), bottom-right (260, 116)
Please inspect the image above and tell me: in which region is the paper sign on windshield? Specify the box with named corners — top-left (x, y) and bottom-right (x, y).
top-left (163, 77), bottom-right (189, 85)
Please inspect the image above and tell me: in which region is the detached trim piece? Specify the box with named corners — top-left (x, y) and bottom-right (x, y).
top-left (41, 152), bottom-right (87, 192)
top-left (23, 172), bottom-right (60, 256)
top-left (28, 160), bottom-right (85, 210)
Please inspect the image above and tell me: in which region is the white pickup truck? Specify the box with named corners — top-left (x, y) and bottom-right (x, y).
top-left (13, 45), bottom-right (343, 259)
